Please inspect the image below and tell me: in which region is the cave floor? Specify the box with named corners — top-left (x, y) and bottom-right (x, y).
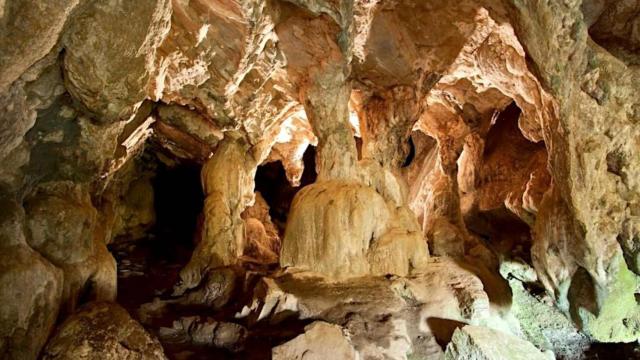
top-left (108, 231), bottom-right (640, 360)
top-left (110, 236), bottom-right (309, 360)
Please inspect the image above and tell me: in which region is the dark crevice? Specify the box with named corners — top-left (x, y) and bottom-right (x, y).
top-left (255, 145), bottom-right (317, 234)
top-left (152, 156), bottom-right (204, 250)
top-left (401, 135), bottom-right (416, 168)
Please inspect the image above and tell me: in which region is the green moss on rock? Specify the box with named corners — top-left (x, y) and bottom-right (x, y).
top-left (576, 255), bottom-right (640, 342)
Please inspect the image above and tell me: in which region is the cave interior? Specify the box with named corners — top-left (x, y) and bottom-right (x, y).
top-left (1, 0), bottom-right (640, 359)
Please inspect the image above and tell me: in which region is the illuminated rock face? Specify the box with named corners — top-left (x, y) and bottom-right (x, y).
top-left (1, 0), bottom-right (640, 358)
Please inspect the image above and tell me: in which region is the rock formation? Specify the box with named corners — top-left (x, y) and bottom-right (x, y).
top-left (272, 322), bottom-right (359, 360)
top-left (42, 302), bottom-right (167, 360)
top-left (1, 0), bottom-right (639, 359)
top-left (444, 325), bottom-right (554, 360)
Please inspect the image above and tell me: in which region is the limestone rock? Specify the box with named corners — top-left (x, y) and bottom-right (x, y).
top-left (152, 0), bottom-right (294, 147)
top-left (0, 54), bottom-right (65, 170)
top-left (156, 104), bottom-right (223, 148)
top-left (444, 325), bottom-right (553, 360)
top-left (272, 322), bottom-right (359, 360)
top-left (507, 0), bottom-right (640, 341)
top-left (0, 0), bottom-right (79, 92)
top-left (62, 0), bottom-right (171, 121)
top-left (589, 0), bottom-right (640, 64)
top-left (24, 182), bottom-right (116, 313)
top-left (178, 135), bottom-right (261, 291)
top-left (158, 316), bottom-right (247, 352)
top-left (265, 112), bottom-right (318, 187)
top-left (108, 172), bottom-right (156, 243)
top-left (508, 279), bottom-right (589, 358)
top-left (42, 302), bottom-right (167, 360)
top-left (281, 180), bottom-right (428, 279)
top-left (241, 259), bottom-right (507, 359)
top-left (241, 192), bottom-right (280, 264)
top-left (0, 193), bottom-right (62, 360)
top-left (25, 182), bottom-right (97, 265)
top-left (173, 267), bottom-right (237, 309)
top-left (281, 180), bottom-right (388, 278)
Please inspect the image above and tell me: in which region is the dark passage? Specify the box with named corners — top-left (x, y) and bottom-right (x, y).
top-left (110, 150), bottom-right (311, 360)
top-left (153, 158), bottom-right (204, 251)
top-left (111, 152), bottom-right (204, 312)
top-left (255, 145), bottom-right (317, 234)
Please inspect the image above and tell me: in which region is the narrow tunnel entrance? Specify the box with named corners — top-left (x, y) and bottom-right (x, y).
top-left (109, 148), bottom-right (204, 312)
top-left (152, 156), bottom-right (204, 256)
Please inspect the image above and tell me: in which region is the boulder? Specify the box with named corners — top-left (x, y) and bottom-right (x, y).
top-left (445, 325), bottom-right (553, 360)
top-left (272, 322), bottom-right (359, 360)
top-left (240, 259), bottom-right (506, 359)
top-left (42, 302), bottom-right (167, 360)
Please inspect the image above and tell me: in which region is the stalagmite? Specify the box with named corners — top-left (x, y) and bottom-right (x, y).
top-left (177, 134), bottom-right (260, 292)
top-left (2, 0), bottom-right (640, 358)
top-left (277, 7), bottom-right (429, 280)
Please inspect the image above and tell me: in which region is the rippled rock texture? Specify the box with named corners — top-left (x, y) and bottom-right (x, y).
top-left (1, 0), bottom-right (639, 359)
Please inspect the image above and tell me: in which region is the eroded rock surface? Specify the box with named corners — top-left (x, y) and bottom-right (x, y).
top-left (272, 322), bottom-right (358, 360)
top-left (42, 302), bottom-right (166, 360)
top-left (158, 316), bottom-right (247, 352)
top-left (0, 193), bottom-right (62, 360)
top-left (444, 325), bottom-right (553, 360)
top-left (239, 259), bottom-right (514, 359)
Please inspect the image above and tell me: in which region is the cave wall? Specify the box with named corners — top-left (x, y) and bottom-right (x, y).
top-left (0, 0), bottom-right (639, 358)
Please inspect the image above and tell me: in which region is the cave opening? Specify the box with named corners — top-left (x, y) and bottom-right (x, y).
top-left (152, 154), bottom-right (204, 254)
top-left (109, 147), bottom-right (205, 312)
top-left (459, 102), bottom-right (548, 263)
top-left (103, 140), bottom-right (324, 360)
top-left (401, 136), bottom-right (416, 168)
top-left (254, 145), bottom-right (317, 235)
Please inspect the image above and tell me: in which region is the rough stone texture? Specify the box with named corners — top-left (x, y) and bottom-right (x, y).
top-left (0, 192), bottom-right (62, 360)
top-left (281, 180), bottom-right (428, 279)
top-left (272, 322), bottom-right (358, 360)
top-left (62, 0), bottom-right (172, 121)
top-left (101, 158), bottom-right (156, 243)
top-left (241, 192), bottom-right (280, 264)
top-left (444, 325), bottom-right (553, 360)
top-left (0, 53), bottom-right (65, 175)
top-left (266, 111), bottom-right (318, 186)
top-left (156, 104), bottom-right (222, 149)
top-left (240, 259), bottom-right (516, 359)
top-left (2, 0), bottom-right (640, 357)
top-left (24, 181), bottom-right (117, 314)
top-left (177, 134), bottom-right (263, 292)
top-left (506, 0), bottom-right (640, 342)
top-left (42, 302), bottom-right (167, 360)
top-left (0, 0), bottom-right (79, 92)
top-left (158, 316), bottom-right (247, 352)
top-left (507, 278), bottom-right (589, 358)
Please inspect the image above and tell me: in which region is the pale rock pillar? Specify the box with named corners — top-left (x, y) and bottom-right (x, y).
top-left (277, 11), bottom-right (429, 279)
top-left (178, 134), bottom-right (258, 291)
